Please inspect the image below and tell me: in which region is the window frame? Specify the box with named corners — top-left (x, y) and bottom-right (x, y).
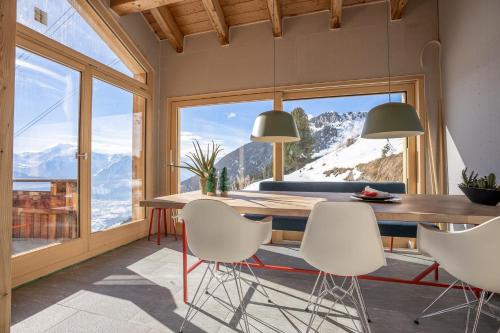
top-left (12, 0), bottom-right (154, 287)
top-left (167, 76), bottom-right (426, 196)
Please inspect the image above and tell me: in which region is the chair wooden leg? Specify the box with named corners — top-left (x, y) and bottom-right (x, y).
top-left (172, 216), bottom-right (178, 241)
top-left (434, 265), bottom-right (439, 281)
top-left (390, 237), bottom-right (394, 252)
top-left (157, 208), bottom-right (162, 245)
top-left (148, 208), bottom-right (155, 241)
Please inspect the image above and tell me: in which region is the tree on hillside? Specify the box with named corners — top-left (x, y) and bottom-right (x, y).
top-left (285, 107), bottom-right (314, 173)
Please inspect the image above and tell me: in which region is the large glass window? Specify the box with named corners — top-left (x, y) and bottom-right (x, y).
top-left (283, 93), bottom-right (406, 182)
top-left (17, 0), bottom-right (134, 77)
top-left (179, 100), bottom-right (273, 192)
top-left (12, 47), bottom-right (80, 255)
top-left (91, 79), bottom-right (144, 232)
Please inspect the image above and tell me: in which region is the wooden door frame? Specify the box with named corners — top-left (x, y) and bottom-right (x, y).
top-left (0, 1), bottom-right (16, 331)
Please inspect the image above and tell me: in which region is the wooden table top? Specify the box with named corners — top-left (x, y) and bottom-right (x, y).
top-left (141, 191), bottom-right (500, 224)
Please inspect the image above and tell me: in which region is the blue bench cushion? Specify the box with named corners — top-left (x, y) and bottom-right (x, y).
top-left (378, 221), bottom-right (418, 238)
top-left (245, 214), bottom-right (308, 232)
top-left (255, 181), bottom-right (416, 237)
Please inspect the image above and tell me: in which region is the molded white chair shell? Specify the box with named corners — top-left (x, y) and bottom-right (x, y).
top-left (417, 216), bottom-right (500, 294)
top-left (181, 199), bottom-right (272, 263)
top-left (300, 202), bottom-right (386, 277)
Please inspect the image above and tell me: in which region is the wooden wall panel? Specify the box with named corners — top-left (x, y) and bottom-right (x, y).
top-left (0, 0), bottom-right (16, 331)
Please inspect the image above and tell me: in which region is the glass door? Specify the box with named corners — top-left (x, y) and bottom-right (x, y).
top-left (90, 78), bottom-right (145, 232)
top-left (12, 47), bottom-right (82, 255)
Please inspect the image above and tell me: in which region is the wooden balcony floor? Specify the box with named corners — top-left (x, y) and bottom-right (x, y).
top-left (11, 237), bottom-right (500, 332)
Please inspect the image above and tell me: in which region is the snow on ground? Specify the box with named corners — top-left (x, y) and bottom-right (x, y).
top-left (91, 199), bottom-right (132, 232)
top-left (286, 137), bottom-right (403, 181)
top-left (244, 137), bottom-right (404, 190)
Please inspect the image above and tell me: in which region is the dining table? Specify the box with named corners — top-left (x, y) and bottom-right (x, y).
top-left (141, 190), bottom-right (500, 303)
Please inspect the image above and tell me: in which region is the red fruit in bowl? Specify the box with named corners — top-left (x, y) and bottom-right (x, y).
top-left (361, 190), bottom-right (378, 197)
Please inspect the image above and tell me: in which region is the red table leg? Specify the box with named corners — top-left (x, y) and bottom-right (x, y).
top-left (413, 262), bottom-right (440, 282)
top-left (182, 221), bottom-right (188, 303)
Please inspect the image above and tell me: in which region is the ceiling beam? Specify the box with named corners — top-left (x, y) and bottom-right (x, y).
top-left (110, 0), bottom-right (184, 16)
top-left (266, 0), bottom-right (282, 37)
top-left (150, 6), bottom-right (184, 52)
top-left (390, 0), bottom-right (408, 20)
top-left (201, 0), bottom-right (229, 45)
top-left (330, 0), bottom-right (342, 29)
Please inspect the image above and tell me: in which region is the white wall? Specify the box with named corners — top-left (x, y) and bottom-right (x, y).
top-left (161, 0), bottom-right (437, 98)
top-left (439, 0), bottom-right (500, 193)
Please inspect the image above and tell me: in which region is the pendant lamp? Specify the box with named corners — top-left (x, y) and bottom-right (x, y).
top-left (361, 0), bottom-right (424, 139)
top-left (250, 1), bottom-right (300, 143)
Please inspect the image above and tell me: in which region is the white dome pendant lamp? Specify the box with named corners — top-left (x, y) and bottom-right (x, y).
top-left (361, 0), bottom-right (424, 139)
top-left (250, 1), bottom-right (299, 143)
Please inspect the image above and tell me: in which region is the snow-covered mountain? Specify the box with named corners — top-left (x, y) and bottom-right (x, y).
top-left (13, 144), bottom-right (133, 231)
top-left (309, 111), bottom-right (367, 155)
top-left (287, 110), bottom-right (403, 182)
top-left (181, 110), bottom-right (403, 191)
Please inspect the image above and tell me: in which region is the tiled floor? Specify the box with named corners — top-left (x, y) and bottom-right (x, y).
top-left (11, 237), bottom-right (500, 332)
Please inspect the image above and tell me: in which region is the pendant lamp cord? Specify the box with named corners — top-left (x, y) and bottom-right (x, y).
top-left (273, 0), bottom-right (276, 99)
top-left (385, 0), bottom-right (393, 148)
top-left (386, 0), bottom-right (392, 102)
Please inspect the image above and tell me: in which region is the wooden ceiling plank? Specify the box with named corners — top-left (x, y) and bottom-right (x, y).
top-left (110, 0), bottom-right (185, 16)
top-left (150, 7), bottom-right (184, 52)
top-left (201, 0), bottom-right (229, 45)
top-left (330, 0), bottom-right (342, 29)
top-left (390, 0), bottom-right (408, 20)
top-left (266, 0), bottom-right (282, 37)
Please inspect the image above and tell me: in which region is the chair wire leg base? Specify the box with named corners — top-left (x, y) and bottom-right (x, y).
top-left (414, 279), bottom-right (460, 324)
top-left (305, 274), bottom-right (372, 333)
top-left (179, 262), bottom-right (253, 333)
top-left (471, 290), bottom-right (486, 333)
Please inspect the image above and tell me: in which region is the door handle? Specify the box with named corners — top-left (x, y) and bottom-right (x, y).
top-left (75, 152), bottom-right (88, 160)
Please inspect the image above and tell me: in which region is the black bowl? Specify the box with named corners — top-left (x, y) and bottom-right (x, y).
top-left (459, 185), bottom-right (500, 206)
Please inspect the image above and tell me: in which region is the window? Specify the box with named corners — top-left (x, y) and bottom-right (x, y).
top-left (283, 93), bottom-right (406, 183)
top-left (12, 47), bottom-right (81, 255)
top-left (179, 100), bottom-right (273, 192)
top-left (12, 0), bottom-right (152, 286)
top-left (91, 79), bottom-right (144, 232)
top-left (17, 0), bottom-right (135, 77)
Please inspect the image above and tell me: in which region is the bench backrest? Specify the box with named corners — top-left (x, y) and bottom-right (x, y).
top-left (259, 181), bottom-right (406, 194)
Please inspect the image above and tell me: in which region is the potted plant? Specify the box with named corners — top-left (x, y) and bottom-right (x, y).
top-left (173, 140), bottom-right (222, 194)
top-left (219, 167), bottom-right (230, 197)
top-left (459, 168), bottom-right (500, 206)
top-left (205, 168), bottom-right (217, 196)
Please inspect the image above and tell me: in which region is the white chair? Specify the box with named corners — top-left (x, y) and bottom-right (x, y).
top-left (179, 199), bottom-right (272, 333)
top-left (416, 217), bottom-right (500, 332)
top-left (300, 202), bottom-right (386, 333)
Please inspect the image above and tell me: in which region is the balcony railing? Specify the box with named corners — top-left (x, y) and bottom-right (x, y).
top-left (12, 179), bottom-right (79, 241)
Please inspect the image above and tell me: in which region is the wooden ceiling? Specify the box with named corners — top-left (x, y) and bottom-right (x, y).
top-left (110, 0), bottom-right (409, 52)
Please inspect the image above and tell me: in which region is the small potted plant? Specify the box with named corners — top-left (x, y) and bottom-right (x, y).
top-left (459, 168), bottom-right (500, 206)
top-left (219, 167), bottom-right (230, 197)
top-left (172, 140), bottom-right (222, 194)
top-left (205, 168), bottom-right (217, 196)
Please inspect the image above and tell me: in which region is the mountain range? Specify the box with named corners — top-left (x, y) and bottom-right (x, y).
top-left (14, 144), bottom-right (132, 194)
top-left (180, 110), bottom-right (401, 192)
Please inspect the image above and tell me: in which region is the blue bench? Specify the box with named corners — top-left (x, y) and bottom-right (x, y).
top-left (254, 181), bottom-right (418, 251)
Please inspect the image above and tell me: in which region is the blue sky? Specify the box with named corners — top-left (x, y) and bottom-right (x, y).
top-left (180, 93), bottom-right (404, 155)
top-left (179, 93), bottom-right (403, 180)
top-left (14, 0), bottom-right (134, 154)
